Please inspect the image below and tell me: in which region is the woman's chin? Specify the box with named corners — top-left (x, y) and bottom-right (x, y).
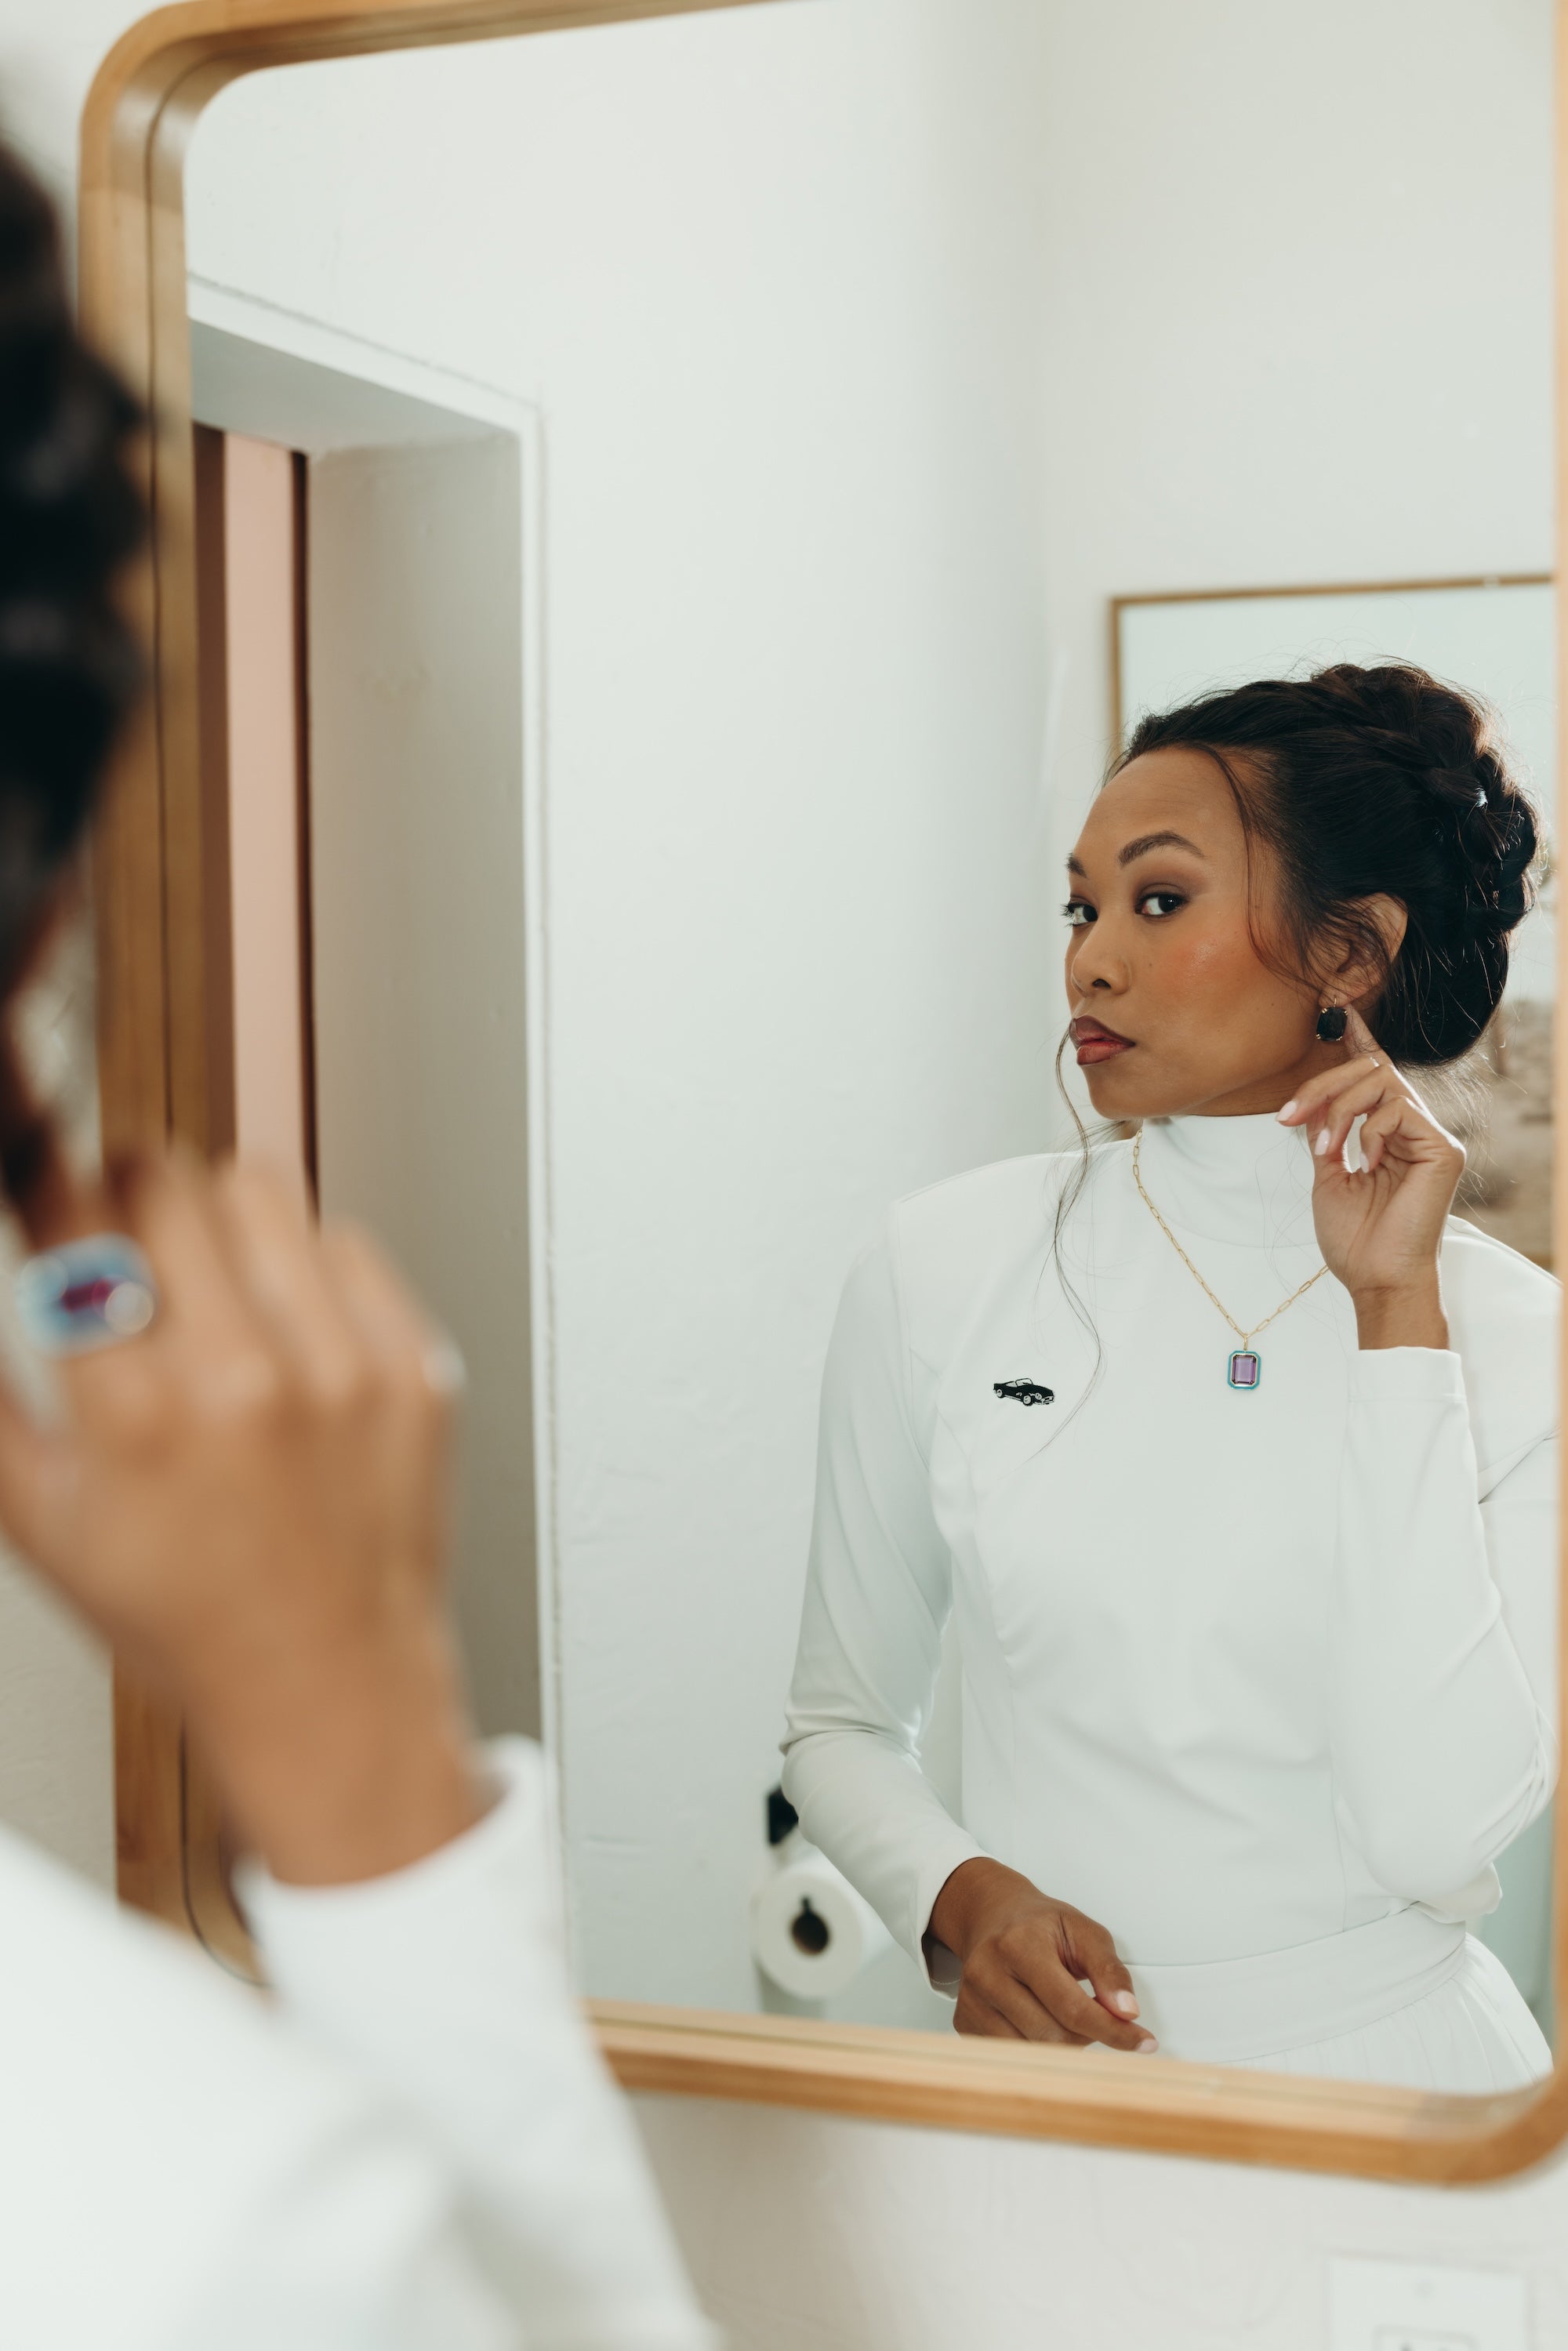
top-left (1080, 1055), bottom-right (1189, 1124)
top-left (1080, 1056), bottom-right (1142, 1118)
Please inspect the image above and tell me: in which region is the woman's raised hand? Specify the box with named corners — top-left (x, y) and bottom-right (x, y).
top-left (0, 1134), bottom-right (483, 1887)
top-left (927, 1858), bottom-right (1157, 2052)
top-left (1276, 1008), bottom-right (1461, 1350)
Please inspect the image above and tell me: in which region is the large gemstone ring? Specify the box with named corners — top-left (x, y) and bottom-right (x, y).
top-left (14, 1235), bottom-right (159, 1356)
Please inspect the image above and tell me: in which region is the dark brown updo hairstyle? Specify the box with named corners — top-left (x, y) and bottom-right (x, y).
top-left (1117, 661), bottom-right (1540, 1066)
top-left (0, 143), bottom-right (144, 983)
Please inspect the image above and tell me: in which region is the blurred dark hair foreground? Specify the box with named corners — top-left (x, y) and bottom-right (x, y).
top-left (0, 142), bottom-right (145, 986)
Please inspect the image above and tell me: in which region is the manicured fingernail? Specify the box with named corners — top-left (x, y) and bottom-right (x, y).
top-left (1314, 1128), bottom-right (1330, 1156)
top-left (1112, 1991), bottom-right (1138, 2015)
top-left (1136, 2036), bottom-right (1159, 2055)
top-left (1276, 1099), bottom-right (1298, 1123)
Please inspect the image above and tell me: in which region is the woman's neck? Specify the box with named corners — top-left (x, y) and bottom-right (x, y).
top-left (1179, 1038), bottom-right (1348, 1118)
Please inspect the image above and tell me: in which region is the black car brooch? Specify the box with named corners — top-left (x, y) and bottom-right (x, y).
top-left (993, 1378), bottom-right (1054, 1408)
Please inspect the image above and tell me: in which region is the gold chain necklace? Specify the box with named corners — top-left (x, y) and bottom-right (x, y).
top-left (1131, 1127), bottom-right (1327, 1392)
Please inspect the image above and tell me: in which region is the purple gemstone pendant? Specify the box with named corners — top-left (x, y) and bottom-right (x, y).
top-left (1228, 1349), bottom-right (1261, 1391)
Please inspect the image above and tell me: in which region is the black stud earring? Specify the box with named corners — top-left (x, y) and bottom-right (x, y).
top-left (1316, 1004), bottom-right (1347, 1043)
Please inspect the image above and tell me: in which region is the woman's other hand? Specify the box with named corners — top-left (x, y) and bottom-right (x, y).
top-left (0, 1145), bottom-right (483, 1887)
top-left (927, 1858), bottom-right (1157, 2052)
top-left (1276, 1007), bottom-right (1461, 1350)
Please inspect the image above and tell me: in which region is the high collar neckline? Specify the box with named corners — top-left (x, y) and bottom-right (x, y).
top-left (1134, 1112), bottom-right (1318, 1249)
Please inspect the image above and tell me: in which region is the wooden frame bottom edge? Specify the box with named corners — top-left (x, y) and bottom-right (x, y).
top-left (590, 2002), bottom-right (1568, 2185)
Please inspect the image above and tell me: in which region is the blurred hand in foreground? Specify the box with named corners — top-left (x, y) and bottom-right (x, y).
top-left (0, 1123), bottom-right (482, 1887)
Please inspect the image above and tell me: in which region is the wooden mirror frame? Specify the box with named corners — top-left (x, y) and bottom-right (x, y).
top-left (82, 0), bottom-right (1568, 2182)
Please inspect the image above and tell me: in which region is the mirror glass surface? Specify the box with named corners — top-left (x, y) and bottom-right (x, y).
top-left (183, 0), bottom-right (1559, 2084)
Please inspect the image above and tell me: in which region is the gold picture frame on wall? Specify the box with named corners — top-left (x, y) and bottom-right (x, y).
top-left (82, 0), bottom-right (1568, 2182)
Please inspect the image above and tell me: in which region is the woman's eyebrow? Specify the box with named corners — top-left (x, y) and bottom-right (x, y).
top-left (1117, 829), bottom-right (1206, 866)
top-left (1065, 830), bottom-right (1207, 878)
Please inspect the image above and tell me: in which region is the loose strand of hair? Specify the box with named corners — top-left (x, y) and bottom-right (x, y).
top-left (1028, 1025), bottom-right (1109, 1448)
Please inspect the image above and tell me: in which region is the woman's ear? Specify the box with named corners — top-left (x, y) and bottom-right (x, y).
top-left (1321, 894), bottom-right (1407, 1011)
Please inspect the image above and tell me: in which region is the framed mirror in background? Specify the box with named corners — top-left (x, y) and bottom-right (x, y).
top-left (83, 0), bottom-right (1568, 2180)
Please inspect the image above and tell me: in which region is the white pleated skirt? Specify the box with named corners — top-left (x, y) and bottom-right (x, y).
top-left (1126, 1907), bottom-right (1552, 2093)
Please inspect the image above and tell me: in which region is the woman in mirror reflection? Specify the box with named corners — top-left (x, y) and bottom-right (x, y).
top-left (784, 665), bottom-right (1557, 2091)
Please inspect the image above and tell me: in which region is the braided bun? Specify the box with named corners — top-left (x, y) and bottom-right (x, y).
top-left (0, 147), bottom-right (144, 977)
top-left (1119, 658), bottom-right (1541, 1065)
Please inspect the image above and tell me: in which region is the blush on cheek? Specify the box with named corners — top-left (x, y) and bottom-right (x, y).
top-left (1153, 928), bottom-right (1266, 1005)
top-left (1139, 921), bottom-right (1300, 1072)
top-left (1146, 920), bottom-right (1308, 1088)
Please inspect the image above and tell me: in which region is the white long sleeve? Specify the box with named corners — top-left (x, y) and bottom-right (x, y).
top-left (1329, 1348), bottom-right (1558, 1907)
top-left (0, 1743), bottom-right (714, 2351)
top-left (782, 1238), bottom-right (985, 1966)
top-left (226, 1738), bottom-right (715, 2351)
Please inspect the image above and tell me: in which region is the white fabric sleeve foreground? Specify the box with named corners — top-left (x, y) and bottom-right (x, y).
top-left (782, 1233), bottom-right (985, 1968)
top-left (172, 2109), bottom-right (545, 2351)
top-left (238, 1740), bottom-right (717, 2351)
top-left (0, 1815), bottom-right (532, 2351)
top-left (1329, 1346), bottom-right (1559, 1908)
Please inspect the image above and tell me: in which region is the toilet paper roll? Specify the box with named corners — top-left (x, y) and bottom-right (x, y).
top-left (750, 1841), bottom-right (893, 1999)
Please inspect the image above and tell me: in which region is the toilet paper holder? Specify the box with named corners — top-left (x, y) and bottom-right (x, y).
top-left (752, 1787), bottom-right (892, 1999)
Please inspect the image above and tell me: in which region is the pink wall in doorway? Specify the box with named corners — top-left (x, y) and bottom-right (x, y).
top-left (223, 432), bottom-right (310, 1195)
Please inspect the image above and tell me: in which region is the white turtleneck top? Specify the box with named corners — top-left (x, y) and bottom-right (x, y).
top-left (781, 1113), bottom-right (1559, 2083)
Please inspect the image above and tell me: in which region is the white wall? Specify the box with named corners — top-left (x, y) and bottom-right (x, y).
top-left (636, 2094), bottom-right (1568, 2351)
top-left (183, 0), bottom-right (1062, 2020)
top-left (13, 1), bottom-right (1568, 2342)
top-left (308, 430), bottom-right (540, 1740)
top-left (1032, 0), bottom-right (1554, 904)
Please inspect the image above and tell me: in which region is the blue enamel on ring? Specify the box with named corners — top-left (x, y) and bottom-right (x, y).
top-left (15, 1234), bottom-right (159, 1356)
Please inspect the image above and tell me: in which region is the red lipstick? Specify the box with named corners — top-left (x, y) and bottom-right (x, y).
top-left (1070, 1015), bottom-right (1134, 1067)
